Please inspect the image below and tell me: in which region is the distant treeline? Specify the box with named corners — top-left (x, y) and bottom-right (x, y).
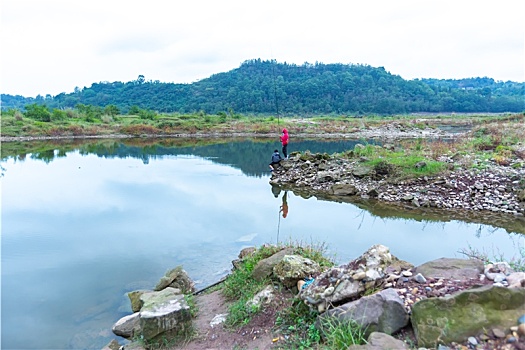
top-left (2, 59), bottom-right (524, 115)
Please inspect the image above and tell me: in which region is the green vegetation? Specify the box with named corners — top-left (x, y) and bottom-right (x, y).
top-left (219, 241), bottom-right (367, 349)
top-left (2, 60), bottom-right (524, 114)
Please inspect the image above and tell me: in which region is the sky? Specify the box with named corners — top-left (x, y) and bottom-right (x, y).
top-left (1, 0), bottom-right (524, 98)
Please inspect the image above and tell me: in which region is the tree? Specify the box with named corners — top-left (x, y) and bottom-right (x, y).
top-left (104, 104), bottom-right (120, 116)
top-left (24, 103), bottom-right (51, 121)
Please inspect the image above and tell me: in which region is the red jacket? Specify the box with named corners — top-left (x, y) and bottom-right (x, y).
top-left (280, 128), bottom-right (289, 145)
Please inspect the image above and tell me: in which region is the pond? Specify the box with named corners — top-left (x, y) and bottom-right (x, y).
top-left (1, 137), bottom-right (523, 349)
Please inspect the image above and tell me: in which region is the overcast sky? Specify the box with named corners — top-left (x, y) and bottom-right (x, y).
top-left (1, 0), bottom-right (524, 97)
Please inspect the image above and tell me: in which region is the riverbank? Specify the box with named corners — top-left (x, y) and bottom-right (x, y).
top-left (107, 243), bottom-right (525, 350)
top-left (269, 148), bottom-right (525, 218)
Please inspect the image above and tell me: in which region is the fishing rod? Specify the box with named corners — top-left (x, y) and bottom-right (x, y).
top-left (271, 59), bottom-right (279, 127)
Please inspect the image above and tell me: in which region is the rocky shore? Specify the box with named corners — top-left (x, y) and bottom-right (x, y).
top-left (268, 146), bottom-right (525, 230)
top-left (106, 244), bottom-right (525, 350)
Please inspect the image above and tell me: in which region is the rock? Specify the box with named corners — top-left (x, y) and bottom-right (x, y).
top-left (121, 341), bottom-right (147, 350)
top-left (238, 247), bottom-right (256, 259)
top-left (415, 161), bottom-right (427, 170)
top-left (210, 314), bottom-right (227, 328)
top-left (317, 171), bottom-right (336, 183)
top-left (518, 323), bottom-right (525, 336)
top-left (112, 312), bottom-right (141, 338)
top-left (411, 285), bottom-right (525, 348)
top-left (154, 266), bottom-right (195, 294)
top-left (414, 273), bottom-right (427, 284)
top-left (139, 287), bottom-right (191, 341)
top-left (331, 183), bottom-right (358, 195)
top-left (300, 245), bottom-right (395, 309)
top-left (102, 339), bottom-right (121, 350)
top-left (415, 258), bottom-right (484, 280)
top-left (246, 285), bottom-right (275, 309)
top-left (352, 165), bottom-right (373, 178)
top-left (347, 331), bottom-right (410, 349)
top-left (321, 289), bottom-right (409, 337)
top-left (127, 290), bottom-right (147, 312)
top-left (518, 189), bottom-right (525, 202)
top-left (510, 272), bottom-right (525, 287)
top-left (251, 247), bottom-right (294, 281)
top-left (273, 255), bottom-right (322, 288)
top-left (492, 328), bottom-right (506, 338)
top-left (232, 247), bottom-right (257, 270)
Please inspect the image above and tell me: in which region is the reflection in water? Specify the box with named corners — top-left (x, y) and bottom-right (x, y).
top-left (1, 138), bottom-right (523, 350)
top-left (280, 191), bottom-right (289, 219)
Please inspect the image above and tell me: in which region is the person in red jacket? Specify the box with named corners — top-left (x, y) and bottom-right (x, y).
top-left (280, 128), bottom-right (289, 159)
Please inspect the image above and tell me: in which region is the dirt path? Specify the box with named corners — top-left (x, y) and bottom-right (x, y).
top-left (169, 290), bottom-right (277, 350)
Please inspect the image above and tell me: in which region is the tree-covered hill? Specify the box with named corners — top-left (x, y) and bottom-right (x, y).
top-left (2, 59), bottom-right (524, 114)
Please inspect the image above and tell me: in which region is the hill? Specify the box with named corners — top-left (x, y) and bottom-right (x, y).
top-left (2, 59), bottom-right (524, 114)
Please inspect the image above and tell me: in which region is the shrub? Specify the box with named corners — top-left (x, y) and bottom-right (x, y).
top-left (24, 103), bottom-right (51, 122)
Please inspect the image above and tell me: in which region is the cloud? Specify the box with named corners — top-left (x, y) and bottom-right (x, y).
top-left (1, 0), bottom-right (523, 97)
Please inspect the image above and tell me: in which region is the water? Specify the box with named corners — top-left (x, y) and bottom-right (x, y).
top-left (1, 138), bottom-right (523, 349)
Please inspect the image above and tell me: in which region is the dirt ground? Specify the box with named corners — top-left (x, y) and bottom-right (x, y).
top-left (169, 289), bottom-right (285, 350)
top-left (165, 277), bottom-right (525, 350)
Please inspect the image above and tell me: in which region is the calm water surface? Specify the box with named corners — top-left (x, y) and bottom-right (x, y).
top-left (1, 138), bottom-right (523, 349)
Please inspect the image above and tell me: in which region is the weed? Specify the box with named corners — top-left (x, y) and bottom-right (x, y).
top-left (318, 316), bottom-right (368, 349)
top-left (458, 244), bottom-right (525, 272)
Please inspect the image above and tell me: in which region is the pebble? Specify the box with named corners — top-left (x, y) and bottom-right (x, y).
top-left (492, 328), bottom-right (506, 338)
top-left (468, 336), bottom-right (478, 345)
top-left (414, 273), bottom-right (427, 283)
top-left (518, 323), bottom-right (525, 336)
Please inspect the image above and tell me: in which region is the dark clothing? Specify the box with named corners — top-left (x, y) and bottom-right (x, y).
top-left (282, 144), bottom-right (288, 159)
top-left (271, 152), bottom-right (282, 163)
top-left (269, 151), bottom-right (282, 168)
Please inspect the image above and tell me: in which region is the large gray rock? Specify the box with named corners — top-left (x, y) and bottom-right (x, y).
top-left (414, 258), bottom-right (484, 280)
top-left (139, 287), bottom-right (192, 341)
top-left (352, 165), bottom-right (373, 178)
top-left (411, 285), bottom-right (525, 348)
top-left (154, 266), bottom-right (195, 294)
top-left (112, 312), bottom-right (141, 338)
top-left (299, 244), bottom-right (396, 312)
top-left (331, 183), bottom-right (358, 196)
top-left (347, 332), bottom-right (410, 349)
top-left (273, 255), bottom-right (322, 288)
top-left (251, 247), bottom-right (294, 281)
top-left (321, 289), bottom-right (409, 337)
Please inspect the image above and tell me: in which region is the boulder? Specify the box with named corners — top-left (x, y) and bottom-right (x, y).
top-left (352, 165), bottom-right (373, 178)
top-left (127, 290), bottom-right (147, 312)
top-left (112, 312), bottom-right (141, 338)
top-left (414, 258), bottom-right (484, 280)
top-left (320, 289), bottom-right (409, 337)
top-left (154, 266), bottom-right (195, 294)
top-left (317, 171), bottom-right (336, 183)
top-left (300, 244), bottom-right (395, 311)
top-left (411, 285), bottom-right (525, 348)
top-left (251, 247), bottom-right (294, 281)
top-left (347, 332), bottom-right (410, 349)
top-left (273, 255), bottom-right (322, 288)
top-left (139, 287), bottom-right (192, 341)
top-left (331, 183), bottom-right (358, 196)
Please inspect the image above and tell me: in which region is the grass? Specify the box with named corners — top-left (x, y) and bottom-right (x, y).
top-left (219, 240), bottom-right (348, 349)
top-left (458, 244), bottom-right (525, 272)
